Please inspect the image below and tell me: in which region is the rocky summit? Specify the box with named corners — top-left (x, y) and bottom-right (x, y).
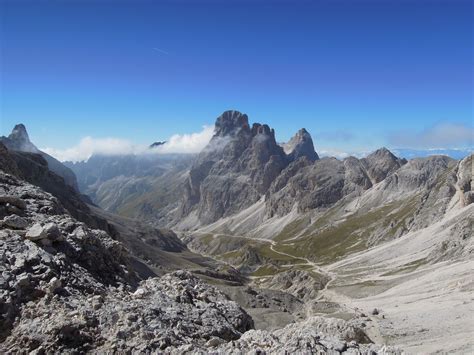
top-left (1, 115), bottom-right (473, 354)
top-left (177, 110), bottom-right (318, 225)
top-left (1, 125), bottom-right (79, 192)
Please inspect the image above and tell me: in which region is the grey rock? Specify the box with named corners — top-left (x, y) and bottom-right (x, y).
top-left (178, 110), bottom-right (289, 224)
top-left (283, 128), bottom-right (319, 162)
top-left (43, 222), bottom-right (61, 241)
top-left (25, 223), bottom-right (47, 241)
top-left (0, 195), bottom-right (27, 210)
top-left (1, 124), bottom-right (79, 191)
top-left (47, 277), bottom-right (62, 294)
top-left (360, 147), bottom-right (405, 184)
top-left (2, 215), bottom-right (28, 229)
top-left (215, 316), bottom-right (400, 354)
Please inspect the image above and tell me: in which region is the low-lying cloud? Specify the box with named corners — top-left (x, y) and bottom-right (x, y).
top-left (42, 125), bottom-right (214, 162)
top-left (318, 148), bottom-right (367, 159)
top-left (388, 122), bottom-right (473, 149)
top-left (152, 125), bottom-right (214, 154)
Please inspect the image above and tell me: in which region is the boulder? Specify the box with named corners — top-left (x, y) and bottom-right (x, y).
top-left (2, 215), bottom-right (28, 229)
top-left (25, 223), bottom-right (47, 241)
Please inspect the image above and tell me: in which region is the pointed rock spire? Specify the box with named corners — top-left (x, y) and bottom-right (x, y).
top-left (284, 128), bottom-right (319, 162)
top-left (9, 124), bottom-right (31, 143)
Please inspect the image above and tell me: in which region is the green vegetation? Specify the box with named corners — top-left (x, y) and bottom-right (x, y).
top-left (272, 198), bottom-right (420, 264)
top-left (251, 265), bottom-right (281, 277)
top-left (255, 243), bottom-right (306, 264)
top-left (274, 216), bottom-right (311, 242)
top-left (381, 258), bottom-right (427, 276)
top-left (196, 233), bottom-right (215, 245)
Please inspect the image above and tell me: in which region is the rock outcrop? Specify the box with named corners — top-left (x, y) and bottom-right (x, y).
top-left (216, 316), bottom-right (400, 354)
top-left (265, 148), bottom-right (407, 218)
top-left (360, 147), bottom-right (406, 184)
top-left (0, 143), bottom-right (113, 233)
top-left (283, 128), bottom-right (319, 162)
top-left (1, 124), bottom-right (79, 191)
top-left (0, 170), bottom-right (254, 353)
top-left (178, 110), bottom-right (290, 224)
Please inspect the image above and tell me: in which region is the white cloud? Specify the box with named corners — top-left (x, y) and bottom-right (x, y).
top-left (152, 125), bottom-right (214, 154)
top-left (318, 148), bottom-right (367, 159)
top-left (388, 122), bottom-right (474, 148)
top-left (42, 125), bottom-right (215, 162)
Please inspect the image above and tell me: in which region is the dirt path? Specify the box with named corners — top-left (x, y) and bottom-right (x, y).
top-left (187, 229), bottom-right (386, 344)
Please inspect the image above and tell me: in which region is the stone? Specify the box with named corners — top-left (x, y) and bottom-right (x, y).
top-left (2, 215), bottom-right (28, 229)
top-left (0, 195), bottom-right (27, 210)
top-left (206, 337), bottom-right (225, 347)
top-left (47, 277), bottom-right (62, 294)
top-left (17, 274), bottom-right (30, 287)
top-left (25, 223), bottom-right (47, 241)
top-left (283, 128), bottom-right (319, 162)
top-left (43, 222), bottom-right (61, 241)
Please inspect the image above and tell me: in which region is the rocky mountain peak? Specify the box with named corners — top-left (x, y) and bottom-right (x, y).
top-left (283, 128), bottom-right (319, 162)
top-left (368, 147), bottom-right (396, 160)
top-left (214, 110), bottom-right (250, 136)
top-left (9, 124), bottom-right (30, 142)
top-left (4, 123), bottom-right (37, 153)
top-left (1, 124), bottom-right (79, 191)
top-left (362, 147), bottom-right (404, 183)
top-left (251, 123), bottom-right (276, 141)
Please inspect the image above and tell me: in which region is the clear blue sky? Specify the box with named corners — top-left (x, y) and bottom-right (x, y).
top-left (1, 0), bottom-right (472, 155)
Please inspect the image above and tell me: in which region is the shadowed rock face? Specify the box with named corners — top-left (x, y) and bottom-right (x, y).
top-left (265, 148), bottom-right (407, 218)
top-left (1, 124), bottom-right (79, 191)
top-left (283, 128), bottom-right (319, 162)
top-left (0, 143), bottom-right (114, 232)
top-left (179, 110), bottom-right (290, 224)
top-left (361, 147), bottom-right (406, 183)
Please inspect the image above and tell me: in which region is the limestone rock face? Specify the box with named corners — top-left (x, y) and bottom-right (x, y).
top-left (0, 143), bottom-right (22, 178)
top-left (360, 147), bottom-right (406, 184)
top-left (265, 148), bottom-right (409, 218)
top-left (283, 128), bottom-right (319, 162)
top-left (215, 316), bottom-right (401, 354)
top-left (1, 124), bottom-right (79, 191)
top-left (179, 110), bottom-right (289, 224)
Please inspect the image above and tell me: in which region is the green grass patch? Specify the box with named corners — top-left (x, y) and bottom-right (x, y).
top-left (272, 199), bottom-right (420, 264)
top-left (274, 216), bottom-right (311, 242)
top-left (381, 258), bottom-right (427, 276)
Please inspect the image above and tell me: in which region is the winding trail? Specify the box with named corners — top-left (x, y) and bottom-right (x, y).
top-left (187, 229), bottom-right (386, 343)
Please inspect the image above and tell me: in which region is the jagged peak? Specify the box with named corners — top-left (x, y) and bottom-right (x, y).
top-left (284, 128), bottom-right (319, 162)
top-left (214, 110), bottom-right (249, 136)
top-left (1, 123), bottom-right (37, 153)
top-left (9, 124), bottom-right (31, 143)
top-left (251, 123), bottom-right (276, 140)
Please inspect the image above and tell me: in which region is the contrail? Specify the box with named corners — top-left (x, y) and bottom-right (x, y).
top-left (152, 47), bottom-right (169, 55)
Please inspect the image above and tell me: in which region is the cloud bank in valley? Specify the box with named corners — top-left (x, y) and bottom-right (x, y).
top-left (42, 125), bottom-right (214, 162)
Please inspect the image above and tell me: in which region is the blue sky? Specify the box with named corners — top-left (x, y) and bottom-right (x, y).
top-left (1, 0), bottom-right (472, 160)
